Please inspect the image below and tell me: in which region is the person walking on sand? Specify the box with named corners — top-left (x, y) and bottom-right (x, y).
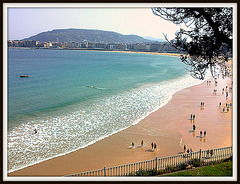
top-left (34, 128), bottom-right (37, 134)
top-left (184, 145), bottom-right (186, 152)
top-left (132, 142), bottom-right (134, 148)
top-left (193, 124), bottom-right (196, 131)
top-left (200, 131), bottom-right (202, 137)
top-left (141, 140), bottom-right (143, 147)
top-left (190, 114), bottom-right (193, 119)
top-left (219, 102), bottom-right (221, 106)
top-left (151, 142), bottom-right (154, 149)
top-left (154, 143), bottom-right (157, 150)
top-left (204, 130), bottom-right (206, 136)
top-left (223, 107), bottom-right (225, 112)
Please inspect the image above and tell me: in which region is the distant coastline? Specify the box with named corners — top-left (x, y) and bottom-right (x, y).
top-left (8, 46), bottom-right (184, 57)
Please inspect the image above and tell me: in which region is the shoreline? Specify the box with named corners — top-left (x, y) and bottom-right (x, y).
top-left (8, 70), bottom-right (232, 177)
top-left (8, 47), bottom-right (184, 57)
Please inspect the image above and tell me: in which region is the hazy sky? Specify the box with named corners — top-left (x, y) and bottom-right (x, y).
top-left (8, 7), bottom-right (181, 40)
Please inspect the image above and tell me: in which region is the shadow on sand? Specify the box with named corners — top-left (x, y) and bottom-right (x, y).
top-left (145, 149), bottom-right (155, 152)
top-left (178, 151), bottom-right (185, 154)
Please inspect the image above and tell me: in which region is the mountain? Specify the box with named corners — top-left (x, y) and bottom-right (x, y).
top-left (143, 36), bottom-right (166, 42)
top-left (23, 29), bottom-right (153, 44)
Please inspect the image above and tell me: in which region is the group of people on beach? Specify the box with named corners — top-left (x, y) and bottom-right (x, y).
top-left (151, 142), bottom-right (157, 150)
top-left (200, 102), bottom-right (205, 110)
top-left (221, 85), bottom-right (231, 99)
top-left (222, 102), bottom-right (232, 113)
top-left (183, 145), bottom-right (193, 154)
top-left (206, 81), bottom-right (212, 86)
top-left (131, 140), bottom-right (144, 149)
top-left (206, 149), bottom-right (214, 157)
top-left (190, 114), bottom-right (196, 120)
top-left (131, 140), bottom-right (157, 151)
top-left (200, 130), bottom-right (207, 137)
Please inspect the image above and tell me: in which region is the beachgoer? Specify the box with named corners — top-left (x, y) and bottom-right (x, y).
top-left (190, 148), bottom-right (193, 153)
top-left (187, 149), bottom-right (189, 153)
top-left (230, 103), bottom-right (232, 106)
top-left (210, 150), bottom-right (213, 157)
top-left (204, 131), bottom-right (206, 136)
top-left (193, 114), bottom-right (195, 120)
top-left (34, 128), bottom-right (37, 134)
top-left (132, 142), bottom-right (134, 148)
top-left (219, 102), bottom-right (221, 106)
top-left (207, 150), bottom-right (209, 157)
top-left (154, 143), bottom-right (157, 150)
top-left (151, 142), bottom-right (154, 149)
top-left (227, 107), bottom-right (229, 112)
top-left (223, 107), bottom-right (225, 112)
top-left (184, 145), bottom-right (186, 152)
top-left (191, 114), bottom-right (193, 119)
top-left (141, 140), bottom-right (143, 146)
top-left (193, 124), bottom-right (196, 131)
top-left (200, 131), bottom-right (202, 137)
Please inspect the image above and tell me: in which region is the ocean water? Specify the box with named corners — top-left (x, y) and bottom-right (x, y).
top-left (7, 49), bottom-right (207, 173)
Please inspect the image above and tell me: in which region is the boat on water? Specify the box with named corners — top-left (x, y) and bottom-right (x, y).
top-left (20, 75), bottom-right (29, 78)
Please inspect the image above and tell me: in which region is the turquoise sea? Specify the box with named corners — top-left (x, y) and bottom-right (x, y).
top-left (7, 49), bottom-right (206, 172)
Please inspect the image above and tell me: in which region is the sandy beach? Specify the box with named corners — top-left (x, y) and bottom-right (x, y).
top-left (98, 50), bottom-right (185, 57)
top-left (8, 62), bottom-right (233, 177)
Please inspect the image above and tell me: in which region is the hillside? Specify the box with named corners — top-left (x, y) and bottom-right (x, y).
top-left (23, 29), bottom-right (153, 44)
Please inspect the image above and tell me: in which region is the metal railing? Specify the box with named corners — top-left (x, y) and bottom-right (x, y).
top-left (64, 146), bottom-right (232, 177)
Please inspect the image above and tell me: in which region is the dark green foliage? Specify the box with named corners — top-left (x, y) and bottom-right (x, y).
top-left (23, 29), bottom-right (152, 44)
top-left (188, 158), bottom-right (201, 167)
top-left (163, 161), bottom-right (232, 176)
top-left (127, 157), bottom-right (232, 176)
top-left (180, 163), bottom-right (188, 170)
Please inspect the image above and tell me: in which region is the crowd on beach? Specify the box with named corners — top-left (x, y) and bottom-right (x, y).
top-left (183, 69), bottom-right (232, 156)
top-left (126, 68), bottom-right (233, 158)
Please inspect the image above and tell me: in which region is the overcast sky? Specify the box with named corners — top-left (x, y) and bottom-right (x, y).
top-left (7, 6), bottom-right (181, 41)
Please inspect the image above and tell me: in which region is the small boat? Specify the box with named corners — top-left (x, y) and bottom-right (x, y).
top-left (20, 75), bottom-right (29, 78)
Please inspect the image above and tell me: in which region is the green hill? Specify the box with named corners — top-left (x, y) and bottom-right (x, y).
top-left (23, 29), bottom-right (153, 44)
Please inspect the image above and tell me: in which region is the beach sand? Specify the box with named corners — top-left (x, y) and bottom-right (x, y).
top-left (8, 66), bottom-right (233, 177)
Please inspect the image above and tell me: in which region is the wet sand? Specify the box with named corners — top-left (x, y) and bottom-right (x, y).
top-left (9, 71), bottom-right (232, 177)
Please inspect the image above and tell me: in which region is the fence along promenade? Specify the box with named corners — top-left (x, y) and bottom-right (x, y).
top-left (64, 146), bottom-right (232, 177)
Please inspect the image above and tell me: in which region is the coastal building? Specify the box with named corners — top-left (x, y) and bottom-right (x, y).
top-left (7, 39), bottom-right (180, 53)
top-left (133, 44), bottom-right (150, 51)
